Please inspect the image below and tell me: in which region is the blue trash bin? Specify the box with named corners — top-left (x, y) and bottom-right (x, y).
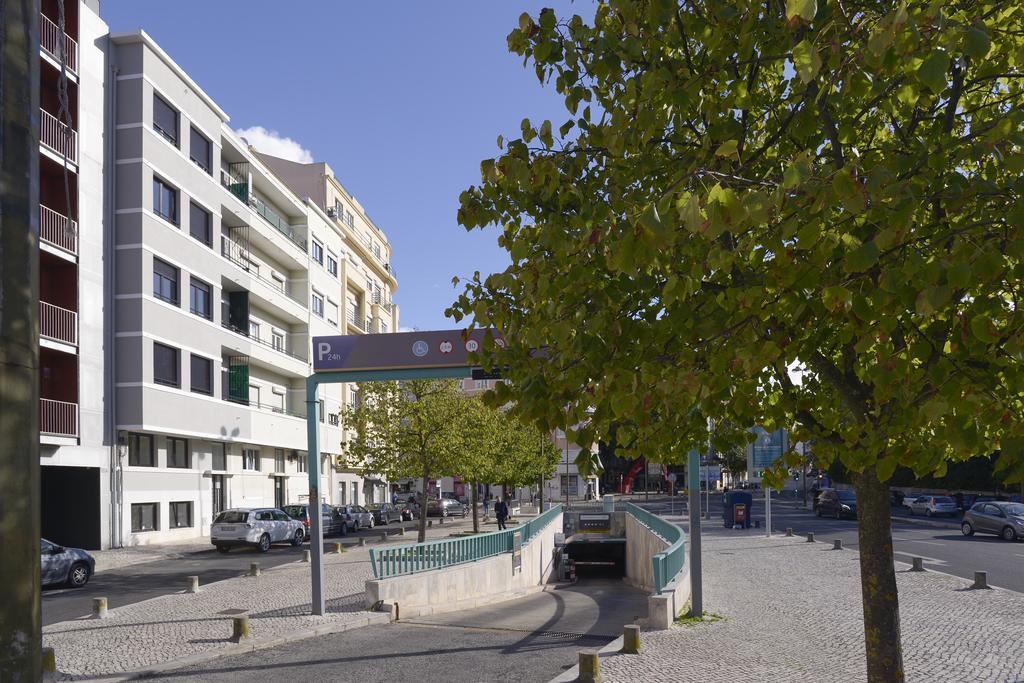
top-left (723, 491), bottom-right (753, 528)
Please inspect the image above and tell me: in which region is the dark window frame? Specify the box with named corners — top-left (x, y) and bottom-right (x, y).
top-left (128, 433), bottom-right (155, 467)
top-left (153, 176), bottom-right (179, 225)
top-left (152, 257), bottom-right (179, 305)
top-left (169, 501), bottom-right (193, 528)
top-left (189, 125), bottom-right (212, 173)
top-left (312, 240), bottom-right (324, 265)
top-left (131, 502), bottom-right (159, 532)
top-left (312, 293), bottom-right (324, 318)
top-left (153, 342), bottom-right (181, 388)
top-left (153, 93), bottom-right (179, 146)
top-left (167, 437), bottom-right (189, 469)
top-left (212, 443), bottom-right (227, 471)
top-left (189, 277), bottom-right (212, 319)
top-left (327, 255), bottom-right (338, 277)
top-left (189, 201), bottom-right (212, 247)
top-left (190, 354), bottom-right (213, 396)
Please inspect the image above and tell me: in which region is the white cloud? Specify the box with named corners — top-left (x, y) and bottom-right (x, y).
top-left (234, 126), bottom-right (314, 164)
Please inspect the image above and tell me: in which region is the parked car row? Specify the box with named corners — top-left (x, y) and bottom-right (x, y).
top-left (904, 495), bottom-right (959, 517)
top-left (962, 502), bottom-right (1024, 541)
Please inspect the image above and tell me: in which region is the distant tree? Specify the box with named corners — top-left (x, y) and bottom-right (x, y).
top-left (342, 380), bottom-right (464, 543)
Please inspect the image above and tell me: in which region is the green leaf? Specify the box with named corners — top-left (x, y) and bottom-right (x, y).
top-left (917, 50), bottom-right (950, 94)
top-left (947, 260), bottom-right (970, 289)
top-left (638, 203), bottom-right (663, 235)
top-left (792, 39), bottom-right (822, 84)
top-left (786, 0), bottom-right (816, 22)
top-left (539, 120), bottom-right (553, 147)
top-left (677, 193), bottom-right (703, 233)
top-left (963, 26), bottom-right (991, 60)
top-left (845, 241), bottom-right (879, 272)
top-left (534, 41), bottom-right (552, 62)
top-left (715, 139), bottom-right (739, 158)
top-left (518, 12), bottom-right (532, 32)
top-left (970, 315), bottom-right (998, 343)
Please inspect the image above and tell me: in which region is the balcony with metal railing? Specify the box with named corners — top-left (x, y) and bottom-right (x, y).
top-left (40, 205), bottom-right (77, 255)
top-left (219, 303), bottom-right (307, 362)
top-left (40, 108), bottom-right (77, 164)
top-left (40, 301), bottom-right (77, 346)
top-left (41, 398), bottom-right (78, 438)
top-left (372, 290), bottom-right (393, 313)
top-left (40, 12), bottom-right (78, 73)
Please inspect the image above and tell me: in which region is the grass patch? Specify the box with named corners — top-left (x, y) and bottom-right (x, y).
top-left (675, 611), bottom-right (725, 627)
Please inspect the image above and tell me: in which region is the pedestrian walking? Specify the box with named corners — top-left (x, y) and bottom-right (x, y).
top-left (495, 497), bottom-right (509, 530)
top-left (483, 494), bottom-right (491, 520)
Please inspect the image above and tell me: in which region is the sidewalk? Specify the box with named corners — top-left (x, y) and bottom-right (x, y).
top-left (597, 528), bottom-right (1024, 682)
top-left (90, 540), bottom-right (216, 572)
top-left (44, 518), bottom-right (483, 680)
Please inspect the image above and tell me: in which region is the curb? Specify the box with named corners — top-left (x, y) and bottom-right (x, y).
top-left (547, 634), bottom-right (625, 683)
top-left (889, 516), bottom-right (960, 531)
top-left (69, 612), bottom-right (392, 682)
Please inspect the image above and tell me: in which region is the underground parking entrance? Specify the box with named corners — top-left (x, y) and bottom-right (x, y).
top-left (560, 509), bottom-right (628, 580)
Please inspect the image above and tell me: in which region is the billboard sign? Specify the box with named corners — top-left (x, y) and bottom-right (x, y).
top-left (312, 328), bottom-right (503, 373)
top-left (751, 427), bottom-right (788, 469)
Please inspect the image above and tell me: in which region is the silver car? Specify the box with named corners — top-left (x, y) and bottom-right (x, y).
top-left (335, 505), bottom-right (375, 531)
top-left (907, 495), bottom-right (958, 517)
top-left (41, 538), bottom-right (95, 588)
top-left (962, 502), bottom-right (1024, 541)
top-left (211, 508), bottom-right (305, 553)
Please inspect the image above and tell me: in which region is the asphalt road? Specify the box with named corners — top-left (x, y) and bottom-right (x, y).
top-left (148, 579), bottom-right (648, 683)
top-left (638, 494), bottom-right (1024, 593)
top-left (41, 520), bottom-right (431, 626)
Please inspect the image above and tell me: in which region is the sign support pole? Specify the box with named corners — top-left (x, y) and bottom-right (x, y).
top-left (766, 486), bottom-right (772, 538)
top-left (687, 448), bottom-right (702, 617)
top-left (306, 375), bottom-right (325, 616)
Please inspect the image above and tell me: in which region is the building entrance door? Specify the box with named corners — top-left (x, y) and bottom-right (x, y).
top-left (274, 477), bottom-right (285, 509)
top-left (212, 475), bottom-right (226, 516)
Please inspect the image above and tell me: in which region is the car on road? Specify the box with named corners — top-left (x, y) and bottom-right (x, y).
top-left (427, 498), bottom-right (467, 518)
top-left (211, 508), bottom-right (305, 553)
top-left (811, 488), bottom-right (834, 513)
top-left (41, 538), bottom-right (95, 588)
top-left (906, 495), bottom-right (959, 517)
top-left (367, 503), bottom-right (402, 526)
top-left (816, 489), bottom-right (858, 519)
top-left (335, 504), bottom-right (375, 531)
top-left (282, 504), bottom-right (347, 538)
top-left (962, 502), bottom-right (1024, 541)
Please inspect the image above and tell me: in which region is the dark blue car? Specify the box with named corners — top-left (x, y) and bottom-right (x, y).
top-left (41, 538), bottom-right (95, 587)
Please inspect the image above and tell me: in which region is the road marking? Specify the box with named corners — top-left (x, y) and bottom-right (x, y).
top-left (904, 539), bottom-right (944, 546)
top-left (893, 551), bottom-right (948, 566)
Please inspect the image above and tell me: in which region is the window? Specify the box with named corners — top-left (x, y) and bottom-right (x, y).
top-left (153, 177), bottom-right (178, 224)
top-left (152, 258), bottom-right (179, 305)
top-left (153, 94), bottom-right (178, 146)
top-left (189, 202), bottom-right (212, 246)
top-left (274, 448), bottom-right (285, 473)
top-left (169, 501), bottom-right (193, 528)
top-left (272, 390), bottom-right (285, 413)
top-left (243, 448), bottom-right (260, 471)
top-left (312, 293), bottom-right (324, 318)
top-left (190, 354), bottom-right (212, 395)
top-left (153, 342), bottom-right (180, 387)
top-left (328, 413), bottom-right (340, 426)
top-left (212, 443), bottom-right (227, 471)
top-left (272, 274), bottom-right (285, 292)
top-left (131, 503), bottom-right (159, 532)
top-left (189, 278), bottom-right (212, 319)
top-left (327, 255), bottom-right (338, 277)
top-left (296, 450), bottom-right (306, 473)
top-left (189, 126), bottom-right (211, 173)
top-left (167, 437), bottom-right (189, 468)
top-left (345, 211), bottom-right (354, 228)
top-left (334, 200), bottom-right (343, 217)
top-left (319, 399), bottom-right (325, 423)
top-left (271, 331), bottom-right (284, 352)
top-left (312, 240), bottom-right (324, 265)
top-left (128, 433), bottom-right (155, 467)
top-left (326, 300), bottom-right (339, 326)
top-left (381, 322), bottom-right (388, 334)
top-left (249, 384), bottom-right (260, 407)
top-left (249, 320), bottom-right (260, 340)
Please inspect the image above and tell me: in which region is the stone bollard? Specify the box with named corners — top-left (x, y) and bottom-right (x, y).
top-left (231, 615), bottom-right (251, 642)
top-left (428, 520), bottom-right (433, 528)
top-left (439, 517), bottom-right (444, 525)
top-left (41, 647), bottom-right (56, 674)
top-left (833, 539), bottom-right (843, 550)
top-left (186, 575), bottom-right (200, 593)
top-left (785, 528), bottom-right (793, 537)
top-left (359, 538), bottom-right (366, 547)
top-left (333, 542), bottom-right (344, 554)
top-left (399, 526), bottom-right (407, 536)
top-left (754, 519), bottom-right (761, 529)
top-left (249, 562), bottom-right (261, 577)
top-left (92, 597), bottom-right (108, 619)
top-left (379, 532), bottom-right (387, 542)
top-left (911, 557), bottom-right (925, 572)
top-left (806, 532), bottom-right (815, 543)
top-left (577, 649), bottom-right (602, 683)
top-left (972, 571), bottom-right (990, 590)
top-left (622, 624), bottom-right (641, 654)
top-left (301, 549), bottom-right (311, 562)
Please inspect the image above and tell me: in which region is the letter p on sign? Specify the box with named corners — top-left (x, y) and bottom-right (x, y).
top-left (318, 342), bottom-right (331, 361)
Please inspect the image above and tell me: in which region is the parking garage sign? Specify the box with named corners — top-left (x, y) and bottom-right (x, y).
top-left (313, 328), bottom-right (503, 372)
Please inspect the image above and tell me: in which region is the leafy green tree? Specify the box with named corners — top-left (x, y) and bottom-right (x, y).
top-left (342, 379), bottom-right (464, 542)
top-left (449, 2), bottom-right (1024, 680)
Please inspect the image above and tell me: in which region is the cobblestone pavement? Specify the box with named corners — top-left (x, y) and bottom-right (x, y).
top-left (599, 528), bottom-right (1024, 683)
top-left (89, 541), bottom-right (216, 572)
top-left (43, 520), bottom-right (489, 679)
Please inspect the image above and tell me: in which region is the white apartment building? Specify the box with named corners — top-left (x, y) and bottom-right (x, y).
top-left (104, 30), bottom-right (398, 546)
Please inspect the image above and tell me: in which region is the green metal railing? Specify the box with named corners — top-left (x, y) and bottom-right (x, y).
top-left (626, 503), bottom-right (685, 594)
top-left (369, 504), bottom-right (563, 579)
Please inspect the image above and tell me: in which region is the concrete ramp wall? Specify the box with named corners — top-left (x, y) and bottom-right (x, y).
top-left (624, 511), bottom-right (690, 629)
top-left (365, 512), bottom-right (563, 619)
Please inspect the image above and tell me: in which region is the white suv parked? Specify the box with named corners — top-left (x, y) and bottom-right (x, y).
top-left (211, 508), bottom-right (305, 553)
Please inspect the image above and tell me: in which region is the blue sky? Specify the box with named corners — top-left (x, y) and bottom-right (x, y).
top-left (101, 1), bottom-right (584, 331)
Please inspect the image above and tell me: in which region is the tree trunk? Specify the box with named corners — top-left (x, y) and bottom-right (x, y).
top-left (538, 474), bottom-right (544, 512)
top-left (418, 463), bottom-right (430, 543)
top-left (471, 481), bottom-right (479, 534)
top-left (853, 467), bottom-right (905, 683)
